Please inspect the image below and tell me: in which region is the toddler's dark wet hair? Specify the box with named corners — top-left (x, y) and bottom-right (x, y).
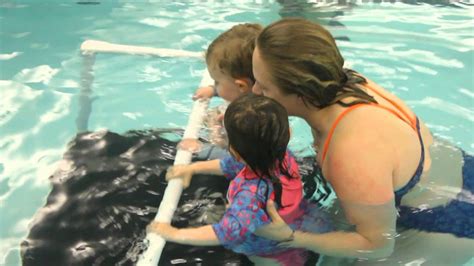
top-left (224, 94), bottom-right (296, 205)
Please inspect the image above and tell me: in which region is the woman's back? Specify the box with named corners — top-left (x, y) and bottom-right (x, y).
top-left (357, 79), bottom-right (466, 210)
top-left (361, 79), bottom-right (432, 192)
top-left (317, 78), bottom-right (445, 203)
top-left (320, 77), bottom-right (471, 235)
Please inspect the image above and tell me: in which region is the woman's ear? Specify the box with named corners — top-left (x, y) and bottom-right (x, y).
top-left (234, 78), bottom-right (254, 94)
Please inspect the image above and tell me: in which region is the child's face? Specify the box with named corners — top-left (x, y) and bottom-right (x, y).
top-left (209, 66), bottom-right (245, 102)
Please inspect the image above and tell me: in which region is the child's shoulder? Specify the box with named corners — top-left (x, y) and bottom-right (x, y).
top-left (282, 149), bottom-right (298, 165)
top-left (232, 171), bottom-right (272, 196)
top-left (283, 149), bottom-right (301, 178)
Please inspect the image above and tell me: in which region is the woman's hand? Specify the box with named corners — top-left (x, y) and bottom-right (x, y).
top-left (147, 222), bottom-right (177, 240)
top-left (166, 165), bottom-right (194, 188)
top-left (254, 200), bottom-right (295, 243)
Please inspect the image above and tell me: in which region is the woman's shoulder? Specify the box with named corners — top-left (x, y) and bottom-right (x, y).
top-left (359, 77), bottom-right (434, 166)
top-left (361, 78), bottom-right (417, 121)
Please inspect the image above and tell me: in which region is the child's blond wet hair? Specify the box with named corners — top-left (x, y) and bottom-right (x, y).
top-left (205, 23), bottom-right (263, 81)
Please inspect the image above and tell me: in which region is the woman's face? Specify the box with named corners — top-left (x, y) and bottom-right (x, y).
top-left (252, 47), bottom-right (293, 113)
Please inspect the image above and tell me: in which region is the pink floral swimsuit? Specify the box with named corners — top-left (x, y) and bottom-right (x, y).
top-left (212, 151), bottom-right (332, 265)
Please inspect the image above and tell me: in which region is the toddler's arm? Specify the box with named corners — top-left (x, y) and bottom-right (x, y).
top-left (148, 223), bottom-right (220, 246)
top-left (206, 106), bottom-right (227, 148)
top-left (166, 160), bottom-right (223, 188)
top-left (192, 85), bottom-right (216, 100)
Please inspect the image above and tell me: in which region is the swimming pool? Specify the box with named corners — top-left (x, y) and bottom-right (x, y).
top-left (1, 1), bottom-right (473, 265)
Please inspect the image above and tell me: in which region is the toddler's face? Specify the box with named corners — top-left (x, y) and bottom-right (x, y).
top-left (209, 67), bottom-right (244, 102)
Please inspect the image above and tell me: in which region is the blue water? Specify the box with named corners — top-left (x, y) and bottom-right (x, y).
top-left (0, 1), bottom-right (473, 265)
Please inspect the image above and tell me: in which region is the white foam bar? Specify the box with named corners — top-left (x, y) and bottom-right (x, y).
top-left (78, 39), bottom-right (211, 266)
top-left (80, 40), bottom-right (203, 58)
top-left (137, 70), bottom-right (212, 266)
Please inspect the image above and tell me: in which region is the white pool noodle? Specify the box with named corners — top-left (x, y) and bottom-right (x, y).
top-left (136, 70), bottom-right (212, 266)
top-left (81, 40), bottom-right (203, 58)
top-left (80, 40), bottom-right (210, 265)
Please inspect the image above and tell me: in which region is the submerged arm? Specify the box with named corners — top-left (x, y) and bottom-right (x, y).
top-left (259, 199), bottom-right (396, 259)
top-left (292, 200), bottom-right (397, 259)
top-left (306, 123), bottom-right (397, 258)
top-left (258, 131), bottom-right (398, 259)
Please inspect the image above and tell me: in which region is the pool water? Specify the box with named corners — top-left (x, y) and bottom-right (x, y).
top-left (0, 1), bottom-right (473, 265)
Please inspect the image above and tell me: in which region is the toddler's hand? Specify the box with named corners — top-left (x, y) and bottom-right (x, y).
top-left (216, 113), bottom-right (224, 122)
top-left (166, 165), bottom-right (194, 188)
top-left (192, 86), bottom-right (215, 100)
top-left (178, 139), bottom-right (203, 153)
top-left (147, 222), bottom-right (176, 240)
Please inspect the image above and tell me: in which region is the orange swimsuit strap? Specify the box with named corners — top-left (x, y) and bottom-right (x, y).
top-left (321, 83), bottom-right (417, 166)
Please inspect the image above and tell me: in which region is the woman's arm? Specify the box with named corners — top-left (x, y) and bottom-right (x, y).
top-left (314, 125), bottom-right (397, 258)
top-left (290, 201), bottom-right (396, 259)
top-left (148, 223), bottom-right (220, 246)
top-left (257, 130), bottom-right (398, 259)
top-left (259, 199), bottom-right (396, 259)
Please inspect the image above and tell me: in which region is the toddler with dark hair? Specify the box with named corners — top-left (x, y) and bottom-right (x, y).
top-left (149, 94), bottom-right (332, 265)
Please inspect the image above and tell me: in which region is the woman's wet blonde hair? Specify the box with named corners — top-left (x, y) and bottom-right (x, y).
top-left (256, 18), bottom-right (375, 108)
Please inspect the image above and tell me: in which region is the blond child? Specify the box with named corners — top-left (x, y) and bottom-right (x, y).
top-left (179, 23), bottom-right (262, 154)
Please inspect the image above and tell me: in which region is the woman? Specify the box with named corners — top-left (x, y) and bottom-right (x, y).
top-left (252, 18), bottom-right (474, 264)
